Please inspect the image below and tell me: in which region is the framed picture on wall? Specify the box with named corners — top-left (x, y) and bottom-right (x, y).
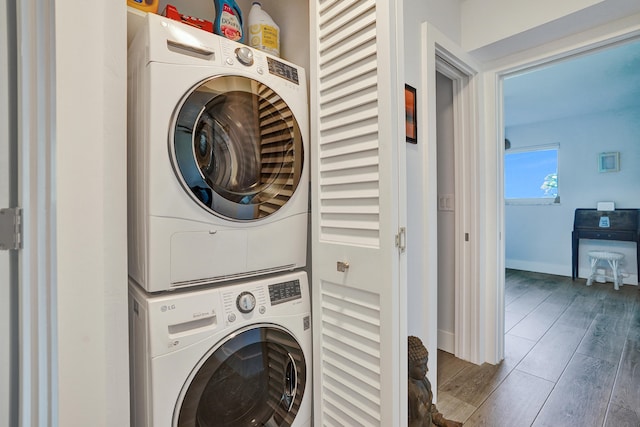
top-left (598, 152), bottom-right (620, 172)
top-left (405, 84), bottom-right (417, 144)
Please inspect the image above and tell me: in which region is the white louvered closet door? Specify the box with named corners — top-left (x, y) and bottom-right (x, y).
top-left (310, 0), bottom-right (407, 425)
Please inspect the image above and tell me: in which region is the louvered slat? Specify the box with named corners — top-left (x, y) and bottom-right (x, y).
top-left (320, 121), bottom-right (378, 146)
top-left (318, 0), bottom-right (376, 45)
top-left (320, 89), bottom-right (378, 120)
top-left (321, 70), bottom-right (377, 104)
top-left (319, 198), bottom-right (380, 215)
top-left (320, 138), bottom-right (379, 160)
top-left (319, 20), bottom-right (376, 66)
top-left (319, 279), bottom-right (382, 424)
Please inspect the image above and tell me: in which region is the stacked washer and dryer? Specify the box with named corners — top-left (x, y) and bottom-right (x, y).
top-left (127, 12), bottom-right (311, 427)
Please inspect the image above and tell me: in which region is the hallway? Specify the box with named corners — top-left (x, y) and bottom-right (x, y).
top-left (436, 269), bottom-right (640, 426)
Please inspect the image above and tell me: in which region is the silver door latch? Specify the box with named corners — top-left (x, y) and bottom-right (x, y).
top-left (0, 208), bottom-right (22, 250)
top-left (395, 227), bottom-right (406, 253)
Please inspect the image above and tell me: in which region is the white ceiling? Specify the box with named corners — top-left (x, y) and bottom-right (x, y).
top-left (503, 38), bottom-right (640, 127)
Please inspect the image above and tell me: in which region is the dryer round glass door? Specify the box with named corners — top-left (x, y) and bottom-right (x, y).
top-left (171, 75), bottom-right (304, 221)
top-left (174, 324), bottom-right (307, 427)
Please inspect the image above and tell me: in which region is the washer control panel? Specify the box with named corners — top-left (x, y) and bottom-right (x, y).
top-left (220, 278), bottom-right (302, 325)
top-left (222, 285), bottom-right (267, 324)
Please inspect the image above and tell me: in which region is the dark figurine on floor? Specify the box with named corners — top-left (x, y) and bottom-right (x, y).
top-left (408, 336), bottom-right (463, 427)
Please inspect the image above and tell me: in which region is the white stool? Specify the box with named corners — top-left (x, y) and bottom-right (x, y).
top-left (586, 251), bottom-right (625, 290)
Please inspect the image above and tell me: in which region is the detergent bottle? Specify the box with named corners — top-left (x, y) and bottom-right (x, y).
top-left (213, 0), bottom-right (244, 42)
top-left (247, 2), bottom-right (280, 57)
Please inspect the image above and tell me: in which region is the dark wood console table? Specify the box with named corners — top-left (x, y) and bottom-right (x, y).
top-left (572, 208), bottom-right (640, 280)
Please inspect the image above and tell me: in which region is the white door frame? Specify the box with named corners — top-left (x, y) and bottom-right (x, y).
top-left (423, 23), bottom-right (482, 365)
top-left (484, 23), bottom-right (640, 365)
top-left (16, 0), bottom-right (57, 424)
top-left (1, 0), bottom-right (17, 425)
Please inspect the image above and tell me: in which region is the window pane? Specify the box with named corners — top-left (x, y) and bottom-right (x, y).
top-left (505, 148), bottom-right (558, 199)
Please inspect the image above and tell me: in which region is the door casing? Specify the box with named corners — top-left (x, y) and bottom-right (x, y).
top-left (422, 23), bottom-right (483, 374)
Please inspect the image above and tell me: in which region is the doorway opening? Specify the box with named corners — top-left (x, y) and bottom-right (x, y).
top-left (435, 69), bottom-right (456, 355)
top-left (498, 35), bottom-right (640, 360)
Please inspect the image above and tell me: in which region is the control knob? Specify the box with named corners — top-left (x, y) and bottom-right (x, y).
top-left (235, 47), bottom-right (254, 66)
top-left (236, 291), bottom-right (257, 313)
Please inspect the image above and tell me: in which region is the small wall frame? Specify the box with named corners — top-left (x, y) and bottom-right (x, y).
top-left (405, 84), bottom-right (417, 144)
top-left (598, 152), bottom-right (620, 173)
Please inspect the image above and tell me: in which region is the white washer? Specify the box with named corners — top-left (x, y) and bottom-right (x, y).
top-left (128, 271), bottom-right (312, 427)
top-left (128, 13), bottom-right (309, 292)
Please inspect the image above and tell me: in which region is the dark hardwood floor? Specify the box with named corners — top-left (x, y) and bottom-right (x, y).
top-left (435, 269), bottom-right (640, 427)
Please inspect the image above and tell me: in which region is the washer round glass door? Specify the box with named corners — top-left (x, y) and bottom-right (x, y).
top-left (171, 75), bottom-right (304, 221)
top-left (174, 325), bottom-right (307, 427)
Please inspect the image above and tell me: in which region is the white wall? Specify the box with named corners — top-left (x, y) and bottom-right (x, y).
top-left (505, 107), bottom-right (640, 283)
top-left (405, 0), bottom-right (461, 46)
top-left (462, 0), bottom-right (640, 61)
top-left (55, 1), bottom-right (129, 425)
top-left (461, 0), bottom-right (602, 52)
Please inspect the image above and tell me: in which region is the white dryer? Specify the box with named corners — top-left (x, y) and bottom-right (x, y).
top-left (128, 13), bottom-right (309, 292)
top-left (128, 271), bottom-right (312, 427)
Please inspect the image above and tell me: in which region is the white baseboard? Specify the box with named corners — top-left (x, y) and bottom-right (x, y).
top-left (505, 258), bottom-right (638, 285)
top-left (505, 259), bottom-right (567, 276)
top-left (437, 329), bottom-right (454, 353)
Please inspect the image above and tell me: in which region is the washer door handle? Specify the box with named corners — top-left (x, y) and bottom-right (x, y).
top-left (282, 353), bottom-right (297, 412)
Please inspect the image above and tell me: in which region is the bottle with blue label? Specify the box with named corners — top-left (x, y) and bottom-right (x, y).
top-left (213, 0), bottom-right (244, 43)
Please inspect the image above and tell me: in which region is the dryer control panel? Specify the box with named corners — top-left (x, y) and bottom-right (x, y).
top-left (268, 279), bottom-right (301, 305)
top-left (217, 35), bottom-right (304, 92)
top-left (266, 57), bottom-right (299, 85)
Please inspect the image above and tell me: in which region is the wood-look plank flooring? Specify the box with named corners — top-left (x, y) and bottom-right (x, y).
top-left (435, 269), bottom-right (640, 427)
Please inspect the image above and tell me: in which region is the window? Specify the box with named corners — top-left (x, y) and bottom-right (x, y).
top-left (505, 144), bottom-right (559, 204)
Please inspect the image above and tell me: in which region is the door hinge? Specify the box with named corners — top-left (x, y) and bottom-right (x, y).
top-left (395, 227), bottom-right (406, 253)
top-left (0, 208), bottom-right (23, 251)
